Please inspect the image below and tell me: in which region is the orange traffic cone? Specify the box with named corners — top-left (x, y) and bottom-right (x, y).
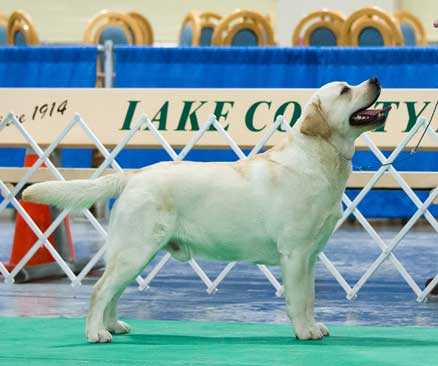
top-left (6, 148), bottom-right (76, 281)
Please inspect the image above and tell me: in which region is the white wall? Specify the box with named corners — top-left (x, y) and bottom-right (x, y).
top-left (0, 0), bottom-right (436, 44)
top-left (0, 0), bottom-right (276, 43)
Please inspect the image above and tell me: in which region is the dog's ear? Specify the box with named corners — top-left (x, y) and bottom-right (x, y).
top-left (300, 98), bottom-right (331, 139)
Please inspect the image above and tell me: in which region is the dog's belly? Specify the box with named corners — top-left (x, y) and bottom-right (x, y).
top-left (165, 234), bottom-right (280, 265)
top-left (138, 159), bottom-right (344, 266)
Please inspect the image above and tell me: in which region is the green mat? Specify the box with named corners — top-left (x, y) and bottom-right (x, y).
top-left (1, 317), bottom-right (438, 366)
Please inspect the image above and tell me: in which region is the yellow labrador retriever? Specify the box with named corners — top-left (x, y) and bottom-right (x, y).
top-left (23, 78), bottom-right (389, 343)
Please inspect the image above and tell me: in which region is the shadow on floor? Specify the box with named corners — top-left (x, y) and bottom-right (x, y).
top-left (56, 333), bottom-right (438, 348)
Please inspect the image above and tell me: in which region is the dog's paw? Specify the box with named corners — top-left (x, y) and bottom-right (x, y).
top-left (317, 322), bottom-right (330, 336)
top-left (106, 320), bottom-right (131, 335)
top-left (294, 322), bottom-right (324, 340)
top-left (87, 328), bottom-right (113, 343)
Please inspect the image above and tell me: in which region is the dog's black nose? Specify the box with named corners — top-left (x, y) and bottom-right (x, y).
top-left (369, 77), bottom-right (380, 88)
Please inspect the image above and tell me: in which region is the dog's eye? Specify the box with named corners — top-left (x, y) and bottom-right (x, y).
top-left (340, 86), bottom-right (350, 95)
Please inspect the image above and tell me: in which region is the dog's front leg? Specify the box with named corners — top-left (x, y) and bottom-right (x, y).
top-left (280, 250), bottom-right (326, 340)
top-left (303, 257), bottom-right (330, 337)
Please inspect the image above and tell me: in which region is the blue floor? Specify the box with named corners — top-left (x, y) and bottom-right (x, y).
top-left (0, 218), bottom-right (437, 326)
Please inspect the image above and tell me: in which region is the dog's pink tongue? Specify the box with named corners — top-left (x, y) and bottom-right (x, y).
top-left (360, 106), bottom-right (391, 116)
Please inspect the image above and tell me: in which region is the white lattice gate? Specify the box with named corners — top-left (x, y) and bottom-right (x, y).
top-left (0, 111), bottom-right (437, 302)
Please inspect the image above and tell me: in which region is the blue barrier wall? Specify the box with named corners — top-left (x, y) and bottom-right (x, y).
top-left (114, 47), bottom-right (438, 88)
top-left (0, 46), bottom-right (98, 87)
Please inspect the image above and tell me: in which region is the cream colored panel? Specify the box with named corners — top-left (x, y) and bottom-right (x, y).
top-left (0, 88), bottom-right (436, 149)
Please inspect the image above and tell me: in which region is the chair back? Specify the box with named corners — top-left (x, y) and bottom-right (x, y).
top-left (394, 10), bottom-right (427, 46)
top-left (0, 12), bottom-right (8, 45)
top-left (292, 9), bottom-right (345, 46)
top-left (212, 10), bottom-right (275, 46)
top-left (83, 10), bottom-right (143, 45)
top-left (127, 11), bottom-right (154, 45)
top-left (341, 7), bottom-right (403, 47)
top-left (199, 11), bottom-right (221, 46)
top-left (7, 10), bottom-right (39, 45)
top-left (179, 11), bottom-right (202, 46)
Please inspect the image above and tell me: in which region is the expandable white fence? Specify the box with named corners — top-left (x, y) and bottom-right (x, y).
top-left (0, 111), bottom-right (437, 302)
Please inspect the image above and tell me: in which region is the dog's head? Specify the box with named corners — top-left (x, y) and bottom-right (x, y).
top-left (300, 78), bottom-right (390, 142)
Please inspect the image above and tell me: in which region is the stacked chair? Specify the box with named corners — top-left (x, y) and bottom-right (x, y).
top-left (83, 10), bottom-right (153, 87)
top-left (199, 11), bottom-right (221, 45)
top-left (7, 10), bottom-right (39, 45)
top-left (340, 7), bottom-right (403, 46)
top-left (394, 10), bottom-right (427, 46)
top-left (179, 9), bottom-right (276, 47)
top-left (179, 11), bottom-right (202, 46)
top-left (292, 10), bottom-right (345, 46)
top-left (127, 11), bottom-right (154, 45)
top-left (1, 8), bottom-right (428, 48)
top-left (179, 11), bottom-right (221, 46)
top-left (83, 10), bottom-right (146, 45)
top-left (211, 9), bottom-right (275, 46)
top-left (293, 7), bottom-right (427, 47)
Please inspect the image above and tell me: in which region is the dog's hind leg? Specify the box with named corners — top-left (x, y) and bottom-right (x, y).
top-left (86, 193), bottom-right (175, 343)
top-left (85, 243), bottom-right (161, 343)
top-left (103, 288), bottom-right (129, 335)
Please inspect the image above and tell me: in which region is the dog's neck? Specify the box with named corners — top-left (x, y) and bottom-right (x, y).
top-left (271, 128), bottom-right (354, 170)
top-left (325, 134), bottom-right (355, 162)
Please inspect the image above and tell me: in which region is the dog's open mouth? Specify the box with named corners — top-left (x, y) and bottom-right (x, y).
top-left (349, 106), bottom-right (391, 126)
top-left (349, 92), bottom-right (391, 126)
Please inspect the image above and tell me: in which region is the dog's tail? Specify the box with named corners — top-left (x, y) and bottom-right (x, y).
top-left (22, 173), bottom-right (130, 210)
